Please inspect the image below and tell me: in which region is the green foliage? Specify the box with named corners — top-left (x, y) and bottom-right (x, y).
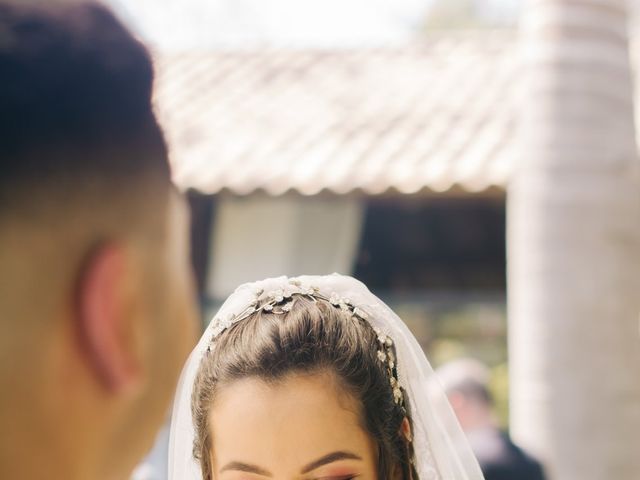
top-left (490, 362), bottom-right (510, 428)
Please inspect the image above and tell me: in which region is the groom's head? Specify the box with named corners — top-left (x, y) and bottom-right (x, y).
top-left (0, 3), bottom-right (197, 479)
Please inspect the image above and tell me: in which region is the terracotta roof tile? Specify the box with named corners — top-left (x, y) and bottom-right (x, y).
top-left (153, 32), bottom-right (519, 195)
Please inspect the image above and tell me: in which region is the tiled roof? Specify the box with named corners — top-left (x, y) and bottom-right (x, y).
top-left (153, 32), bottom-right (519, 195)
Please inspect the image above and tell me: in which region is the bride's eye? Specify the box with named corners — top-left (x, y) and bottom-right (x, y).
top-left (315, 475), bottom-right (360, 480)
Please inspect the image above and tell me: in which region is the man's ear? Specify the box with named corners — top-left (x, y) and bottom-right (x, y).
top-left (75, 244), bottom-right (142, 394)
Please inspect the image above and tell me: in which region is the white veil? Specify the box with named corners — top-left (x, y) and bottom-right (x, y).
top-left (169, 274), bottom-right (485, 480)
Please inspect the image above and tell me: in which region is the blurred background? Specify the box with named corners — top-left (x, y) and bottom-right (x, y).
top-left (116, 0), bottom-right (520, 420)
top-left (106, 1), bottom-right (640, 479)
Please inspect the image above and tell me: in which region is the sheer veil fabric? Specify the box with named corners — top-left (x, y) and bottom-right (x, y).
top-left (169, 274), bottom-right (485, 480)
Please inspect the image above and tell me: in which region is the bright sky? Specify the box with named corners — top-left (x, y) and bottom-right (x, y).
top-left (107, 0), bottom-right (432, 50)
top-left (106, 0), bottom-right (523, 51)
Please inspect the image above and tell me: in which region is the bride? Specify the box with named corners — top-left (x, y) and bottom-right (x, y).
top-left (169, 274), bottom-right (484, 480)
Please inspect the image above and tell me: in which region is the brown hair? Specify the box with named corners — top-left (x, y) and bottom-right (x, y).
top-left (191, 294), bottom-right (419, 480)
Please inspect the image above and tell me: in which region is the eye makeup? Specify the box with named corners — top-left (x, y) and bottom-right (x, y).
top-left (313, 473), bottom-right (362, 480)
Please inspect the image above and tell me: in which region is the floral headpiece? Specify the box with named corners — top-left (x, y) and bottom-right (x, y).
top-left (206, 278), bottom-right (406, 409)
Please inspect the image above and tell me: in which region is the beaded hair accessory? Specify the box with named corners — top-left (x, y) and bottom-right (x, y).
top-left (206, 279), bottom-right (406, 410)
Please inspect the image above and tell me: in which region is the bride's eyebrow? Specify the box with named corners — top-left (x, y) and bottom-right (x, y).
top-left (300, 451), bottom-right (362, 474)
top-left (220, 461), bottom-right (272, 477)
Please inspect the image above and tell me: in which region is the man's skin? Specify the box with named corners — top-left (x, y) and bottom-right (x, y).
top-left (0, 3), bottom-right (199, 479)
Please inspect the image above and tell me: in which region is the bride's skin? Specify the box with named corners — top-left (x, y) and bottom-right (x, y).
top-left (209, 371), bottom-right (378, 480)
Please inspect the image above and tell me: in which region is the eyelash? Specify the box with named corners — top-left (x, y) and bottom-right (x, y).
top-left (315, 476), bottom-right (359, 480)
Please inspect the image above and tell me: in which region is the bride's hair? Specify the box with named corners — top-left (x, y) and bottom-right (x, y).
top-left (191, 293), bottom-right (418, 480)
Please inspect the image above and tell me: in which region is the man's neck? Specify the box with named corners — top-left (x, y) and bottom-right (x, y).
top-left (0, 449), bottom-right (81, 480)
top-left (0, 414), bottom-right (124, 480)
top-left (0, 367), bottom-right (109, 480)
top-left (0, 411), bottom-right (91, 480)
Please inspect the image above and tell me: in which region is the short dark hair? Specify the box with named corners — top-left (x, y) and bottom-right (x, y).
top-left (0, 2), bottom-right (170, 213)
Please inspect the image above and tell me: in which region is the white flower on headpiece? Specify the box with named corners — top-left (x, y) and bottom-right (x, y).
top-left (393, 387), bottom-right (403, 404)
top-left (282, 302), bottom-right (294, 312)
top-left (339, 299), bottom-right (351, 311)
top-left (353, 307), bottom-right (369, 320)
top-left (387, 350), bottom-right (396, 370)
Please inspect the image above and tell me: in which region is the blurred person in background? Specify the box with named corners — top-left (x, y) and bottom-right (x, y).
top-left (0, 3), bottom-right (198, 480)
top-left (437, 358), bottom-right (546, 480)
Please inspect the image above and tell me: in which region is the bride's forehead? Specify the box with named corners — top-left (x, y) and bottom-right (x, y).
top-left (210, 373), bottom-right (362, 433)
top-left (211, 371), bottom-right (359, 414)
top-left (207, 373), bottom-right (373, 463)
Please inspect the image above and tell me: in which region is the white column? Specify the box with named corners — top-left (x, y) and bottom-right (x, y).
top-left (508, 1), bottom-right (640, 479)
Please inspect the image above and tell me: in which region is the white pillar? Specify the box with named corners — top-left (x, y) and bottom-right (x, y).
top-left (508, 1), bottom-right (640, 479)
